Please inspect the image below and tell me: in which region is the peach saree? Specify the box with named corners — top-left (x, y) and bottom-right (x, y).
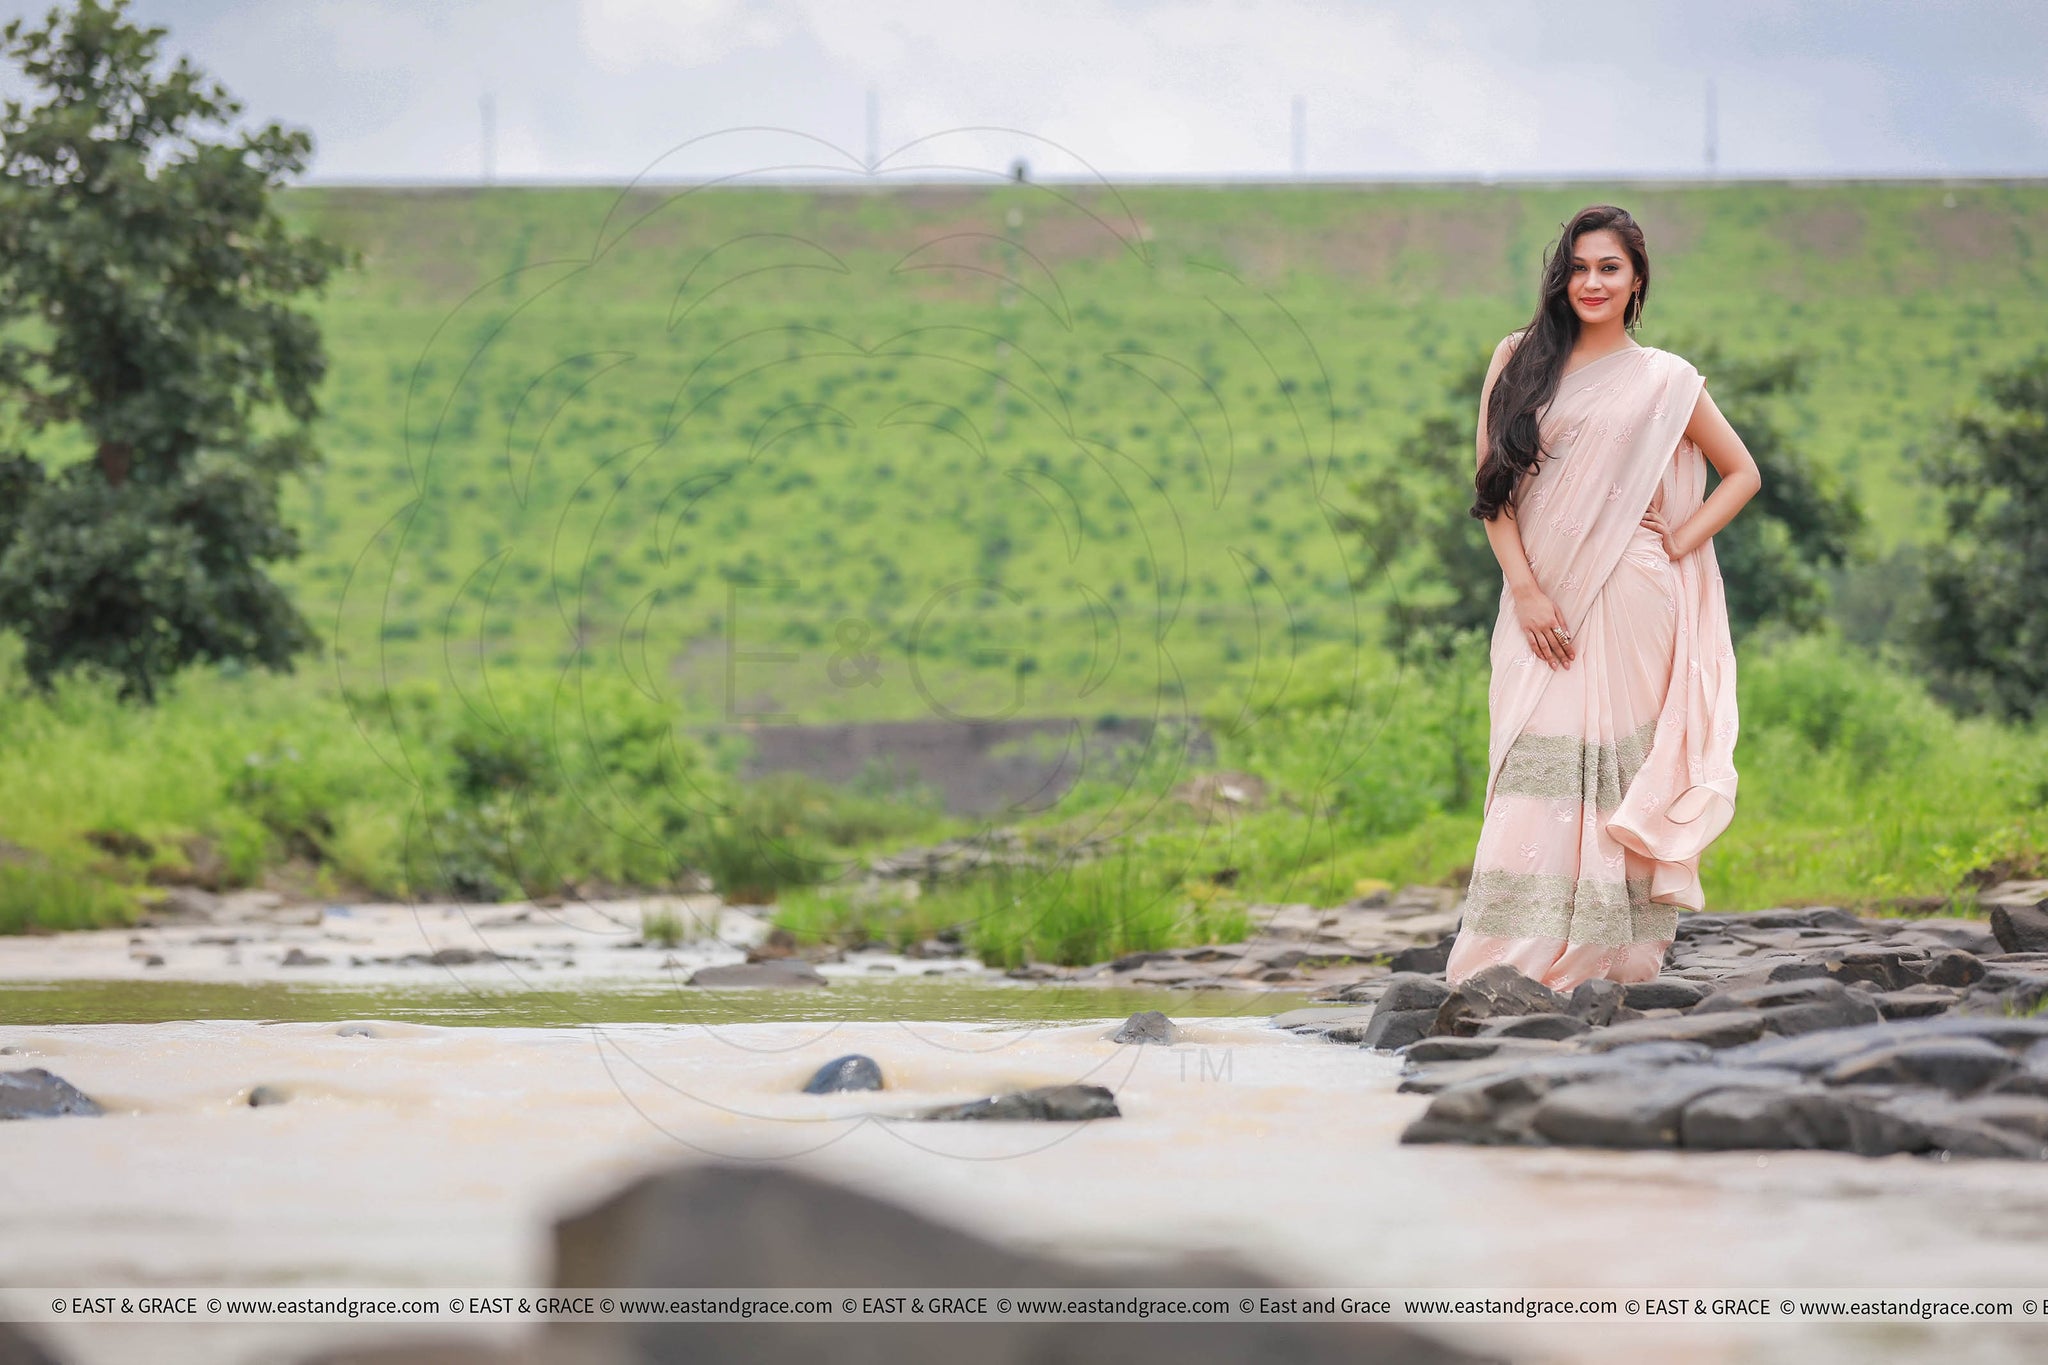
top-left (1444, 344), bottom-right (1739, 993)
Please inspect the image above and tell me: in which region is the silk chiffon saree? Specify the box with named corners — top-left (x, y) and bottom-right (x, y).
top-left (1444, 344), bottom-right (1739, 993)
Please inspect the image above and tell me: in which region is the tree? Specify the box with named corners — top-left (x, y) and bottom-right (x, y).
top-left (1347, 338), bottom-right (1862, 665)
top-left (0, 0), bottom-right (354, 701)
top-left (1910, 348), bottom-right (2048, 721)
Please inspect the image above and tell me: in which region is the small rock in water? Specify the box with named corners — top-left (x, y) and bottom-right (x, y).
top-left (247, 1084), bottom-right (290, 1108)
top-left (333, 1023), bottom-right (381, 1039)
top-left (686, 960), bottom-right (828, 989)
top-left (802, 1055), bottom-right (884, 1094)
top-left (1, 1068), bottom-right (104, 1120)
top-left (1107, 1010), bottom-right (1179, 1045)
top-left (279, 947), bottom-right (329, 968)
top-left (917, 1083), bottom-right (1120, 1122)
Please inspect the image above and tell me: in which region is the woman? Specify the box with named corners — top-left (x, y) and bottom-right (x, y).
top-left (1443, 204), bottom-right (1762, 994)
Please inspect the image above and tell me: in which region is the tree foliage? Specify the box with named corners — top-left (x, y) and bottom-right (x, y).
top-left (0, 0), bottom-right (355, 701)
top-left (1348, 339), bottom-right (1863, 662)
top-left (1911, 348), bottom-right (2048, 722)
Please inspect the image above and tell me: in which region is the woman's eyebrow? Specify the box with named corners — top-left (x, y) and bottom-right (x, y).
top-left (1570, 254), bottom-right (1625, 263)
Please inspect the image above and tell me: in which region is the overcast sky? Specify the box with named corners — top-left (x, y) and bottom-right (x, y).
top-left (6, 0), bottom-right (2046, 183)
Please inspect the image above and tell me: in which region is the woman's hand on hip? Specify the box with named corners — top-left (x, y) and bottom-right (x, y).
top-left (1642, 506), bottom-right (1684, 560)
top-left (1511, 585), bottom-right (1574, 670)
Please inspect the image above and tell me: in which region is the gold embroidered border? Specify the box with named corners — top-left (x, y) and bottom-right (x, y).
top-left (1494, 715), bottom-right (1658, 812)
top-left (1461, 867), bottom-right (1677, 945)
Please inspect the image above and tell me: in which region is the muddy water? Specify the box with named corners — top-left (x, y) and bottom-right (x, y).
top-left (5, 1012), bottom-right (2048, 1365)
top-left (4, 897), bottom-right (2048, 1363)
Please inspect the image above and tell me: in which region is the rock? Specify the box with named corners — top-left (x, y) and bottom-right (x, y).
top-left (1578, 1010), bottom-right (1769, 1052)
top-left (1816, 946), bottom-right (1936, 992)
top-left (1620, 977), bottom-right (1711, 1010)
top-left (1680, 1085), bottom-right (1861, 1151)
top-left (247, 1084), bottom-right (290, 1107)
top-left (1107, 1011), bottom-right (1179, 1045)
top-left (1922, 949), bottom-right (1987, 987)
top-left (1388, 933), bottom-right (1456, 975)
top-left (1695, 978), bottom-right (1850, 1013)
top-left (1990, 903), bottom-right (2048, 954)
top-left (1358, 1008), bottom-right (1436, 1052)
top-left (916, 1084), bottom-right (1120, 1122)
top-left (1109, 950), bottom-right (1179, 972)
top-left (1401, 1036), bottom-right (1576, 1065)
top-left (1820, 1037), bottom-right (2018, 1095)
top-left (544, 1163), bottom-right (1491, 1364)
top-left (1272, 1007), bottom-right (1374, 1036)
top-left (279, 947), bottom-right (330, 967)
top-left (1871, 986), bottom-right (1961, 1019)
top-left (802, 1055), bottom-right (884, 1094)
top-left (1756, 992), bottom-right (1885, 1037)
top-left (1432, 963), bottom-right (1569, 1037)
top-left (687, 961), bottom-right (828, 989)
top-left (138, 953), bottom-right (165, 968)
top-left (1528, 1065), bottom-right (1807, 1148)
top-left (334, 1023), bottom-right (382, 1039)
top-left (0, 1323), bottom-right (66, 1365)
top-left (1949, 1093), bottom-right (2048, 1141)
top-left (1475, 1012), bottom-right (1588, 1041)
top-left (1841, 1089), bottom-right (2048, 1159)
top-left (1566, 978), bottom-right (1626, 1026)
top-left (1375, 973), bottom-right (1453, 1015)
top-left (0, 1068), bottom-right (103, 1120)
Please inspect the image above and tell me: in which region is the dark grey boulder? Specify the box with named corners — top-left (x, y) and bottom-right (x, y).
top-left (1359, 1008), bottom-right (1436, 1052)
top-left (1475, 1012), bottom-right (1587, 1041)
top-left (0, 1068), bottom-right (103, 1120)
top-left (1922, 949), bottom-right (1986, 987)
top-left (544, 1163), bottom-right (1493, 1364)
top-left (1107, 1010), bottom-right (1179, 1045)
top-left (1757, 993), bottom-right (1885, 1037)
top-left (687, 960), bottom-right (828, 989)
top-left (1841, 1089), bottom-right (2048, 1159)
top-left (1620, 977), bottom-right (1711, 1010)
top-left (1694, 978), bottom-right (1853, 1014)
top-left (1377, 972), bottom-right (1454, 1015)
top-left (1715, 1023), bottom-right (1903, 1074)
top-left (1388, 933), bottom-right (1456, 975)
top-left (1948, 1093), bottom-right (2048, 1141)
top-left (1680, 1085), bottom-right (1860, 1151)
top-left (1432, 963), bottom-right (1568, 1037)
top-left (917, 1084), bottom-right (1119, 1122)
top-left (1871, 986), bottom-right (1961, 1019)
top-left (1990, 902), bottom-right (2048, 955)
top-left (1528, 1065), bottom-right (1806, 1148)
top-left (1566, 978), bottom-right (1627, 1026)
top-left (1579, 1010), bottom-right (1769, 1052)
top-left (1398, 1036), bottom-right (1573, 1066)
top-left (802, 1055), bottom-right (883, 1094)
top-left (1821, 1037), bottom-right (2018, 1095)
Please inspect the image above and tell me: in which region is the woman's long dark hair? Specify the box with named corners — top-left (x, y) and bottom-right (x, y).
top-left (1471, 204), bottom-right (1651, 521)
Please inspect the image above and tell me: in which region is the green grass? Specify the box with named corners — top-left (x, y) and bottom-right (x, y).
top-left (10, 180), bottom-right (2026, 720)
top-left (8, 181), bottom-right (2048, 936)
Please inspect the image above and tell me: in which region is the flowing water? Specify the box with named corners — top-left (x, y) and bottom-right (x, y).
top-left (4, 902), bottom-right (2047, 1365)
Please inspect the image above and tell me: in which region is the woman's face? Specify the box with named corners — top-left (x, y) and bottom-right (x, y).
top-left (1567, 228), bottom-right (1638, 326)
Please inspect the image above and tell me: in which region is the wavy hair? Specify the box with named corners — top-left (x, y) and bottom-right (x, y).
top-left (1471, 205), bottom-right (1651, 521)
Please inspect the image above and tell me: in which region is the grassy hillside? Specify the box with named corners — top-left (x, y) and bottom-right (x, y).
top-left (80, 178), bottom-right (2022, 726)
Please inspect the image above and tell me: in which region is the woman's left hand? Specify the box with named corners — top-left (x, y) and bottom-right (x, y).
top-left (1641, 506), bottom-right (1684, 560)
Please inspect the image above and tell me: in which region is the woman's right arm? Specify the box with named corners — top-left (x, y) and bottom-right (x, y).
top-left (1476, 335), bottom-right (1574, 670)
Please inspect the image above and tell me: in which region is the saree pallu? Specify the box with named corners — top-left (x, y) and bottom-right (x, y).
top-left (1445, 344), bottom-right (1739, 993)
